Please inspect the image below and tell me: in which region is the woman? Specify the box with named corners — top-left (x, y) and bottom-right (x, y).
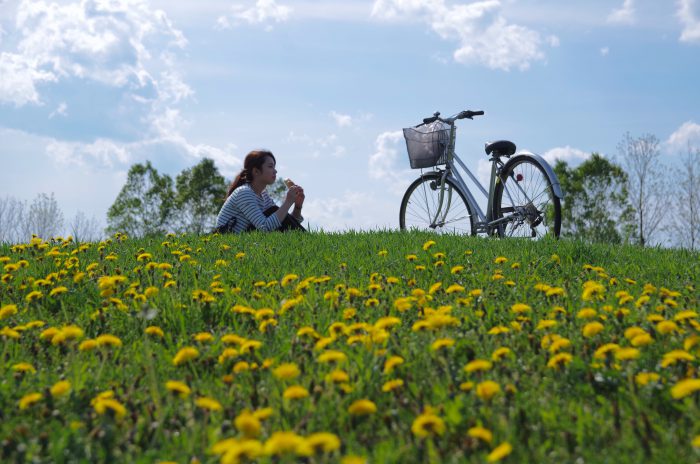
top-left (216, 150), bottom-right (305, 233)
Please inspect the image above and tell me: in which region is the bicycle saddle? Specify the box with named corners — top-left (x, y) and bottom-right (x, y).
top-left (485, 140), bottom-right (516, 157)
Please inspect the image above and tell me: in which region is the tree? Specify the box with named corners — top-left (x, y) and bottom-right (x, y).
top-left (670, 146), bottom-right (700, 249)
top-left (267, 178), bottom-right (288, 204)
top-left (173, 158), bottom-right (227, 234)
top-left (617, 133), bottom-right (667, 246)
top-left (554, 153), bottom-right (635, 244)
top-left (69, 211), bottom-right (102, 243)
top-left (107, 161), bottom-right (175, 237)
top-left (24, 193), bottom-right (65, 240)
top-left (0, 196), bottom-right (27, 244)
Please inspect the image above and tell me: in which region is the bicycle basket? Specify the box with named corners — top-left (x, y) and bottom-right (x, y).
top-left (403, 122), bottom-right (450, 169)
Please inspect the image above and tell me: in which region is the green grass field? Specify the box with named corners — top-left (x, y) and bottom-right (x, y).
top-left (1, 231), bottom-right (699, 463)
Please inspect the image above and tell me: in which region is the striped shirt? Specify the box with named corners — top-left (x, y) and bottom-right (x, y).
top-left (216, 185), bottom-right (281, 233)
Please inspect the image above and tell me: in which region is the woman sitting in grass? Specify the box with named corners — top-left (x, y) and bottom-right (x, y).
top-left (216, 150), bottom-right (305, 233)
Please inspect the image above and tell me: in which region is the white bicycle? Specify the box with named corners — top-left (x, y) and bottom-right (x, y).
top-left (399, 110), bottom-right (563, 238)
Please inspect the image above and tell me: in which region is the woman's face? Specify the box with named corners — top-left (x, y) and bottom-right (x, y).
top-left (254, 156), bottom-right (277, 185)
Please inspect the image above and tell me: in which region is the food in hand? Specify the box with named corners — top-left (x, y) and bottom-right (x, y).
top-left (284, 178), bottom-right (295, 188)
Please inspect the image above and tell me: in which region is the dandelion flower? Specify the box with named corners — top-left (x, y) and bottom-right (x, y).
top-left (317, 350), bottom-right (347, 364)
top-left (468, 426), bottom-right (493, 443)
top-left (93, 398), bottom-right (127, 420)
top-left (656, 320), bottom-right (679, 335)
top-left (0, 304), bottom-right (18, 320)
top-left (670, 378), bottom-right (700, 399)
top-left (614, 347), bottom-right (640, 361)
top-left (96, 334), bottom-right (122, 348)
top-left (487, 442), bottom-right (513, 462)
top-left (411, 411), bottom-right (446, 437)
top-left (50, 380), bottom-right (71, 398)
top-left (383, 356), bottom-right (404, 374)
top-left (431, 338), bottom-right (455, 351)
top-left (635, 372), bottom-right (660, 386)
top-left (234, 410), bottom-right (262, 438)
top-left (661, 350), bottom-right (695, 368)
top-left (263, 431), bottom-right (310, 457)
top-left (422, 240), bottom-right (436, 251)
top-left (325, 369), bottom-right (350, 384)
top-left (465, 359), bottom-right (493, 373)
top-left (382, 379), bottom-right (404, 392)
top-left (12, 362), bottom-right (36, 374)
top-left (165, 380), bottom-right (191, 398)
top-left (18, 392), bottom-right (42, 410)
top-left (494, 256), bottom-right (507, 264)
top-left (306, 432), bottom-right (341, 453)
top-left (172, 346), bottom-right (199, 366)
top-left (547, 352), bottom-right (573, 369)
top-left (348, 399), bottom-right (377, 416)
top-left (582, 322), bottom-right (605, 338)
top-left (274, 363), bottom-right (301, 381)
top-left (195, 396), bottom-right (223, 411)
top-left (476, 381), bottom-right (501, 401)
top-left (283, 385), bottom-right (309, 400)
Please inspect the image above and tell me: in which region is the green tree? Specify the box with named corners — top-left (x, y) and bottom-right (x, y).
top-left (107, 161), bottom-right (175, 237)
top-left (554, 153), bottom-right (635, 244)
top-left (173, 158), bottom-right (227, 234)
top-left (267, 178), bottom-right (288, 204)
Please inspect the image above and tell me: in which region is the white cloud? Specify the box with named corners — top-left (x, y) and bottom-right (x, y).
top-left (303, 190), bottom-right (398, 231)
top-left (330, 111), bottom-right (353, 127)
top-left (286, 131), bottom-right (346, 158)
top-left (542, 146), bottom-right (592, 165)
top-left (678, 0), bottom-right (700, 43)
top-left (666, 120), bottom-right (700, 153)
top-left (371, 0), bottom-right (554, 71)
top-left (0, 0), bottom-right (189, 120)
top-left (368, 130), bottom-right (415, 194)
top-left (607, 0), bottom-right (636, 24)
top-left (600, 46), bottom-right (610, 56)
top-left (49, 102), bottom-right (68, 119)
top-left (219, 0), bottom-right (291, 30)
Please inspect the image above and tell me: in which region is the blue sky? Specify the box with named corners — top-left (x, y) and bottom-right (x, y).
top-left (1, 0), bottom-right (699, 232)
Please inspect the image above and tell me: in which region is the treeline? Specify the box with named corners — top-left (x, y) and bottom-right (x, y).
top-left (554, 133), bottom-right (699, 249)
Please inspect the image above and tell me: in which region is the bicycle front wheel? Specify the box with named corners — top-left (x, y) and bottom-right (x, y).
top-left (492, 156), bottom-right (561, 238)
top-left (399, 173), bottom-right (476, 235)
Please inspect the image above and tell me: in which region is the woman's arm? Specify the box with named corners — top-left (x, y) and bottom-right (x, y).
top-left (274, 186), bottom-right (300, 223)
top-left (237, 188), bottom-right (282, 231)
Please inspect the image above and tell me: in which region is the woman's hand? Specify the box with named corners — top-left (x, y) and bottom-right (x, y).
top-left (294, 185), bottom-right (305, 208)
top-left (284, 185), bottom-right (301, 205)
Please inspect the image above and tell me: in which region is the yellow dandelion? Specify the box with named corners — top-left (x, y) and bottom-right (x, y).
top-left (431, 338), bottom-right (455, 351)
top-left (476, 381), bottom-right (501, 401)
top-left (661, 350), bottom-right (695, 368)
top-left (468, 426), bottom-right (493, 444)
top-left (194, 332), bottom-right (214, 343)
top-left (614, 347), bottom-right (640, 361)
top-left (317, 350), bottom-right (347, 364)
top-left (273, 363), bottom-right (301, 381)
top-left (422, 240), bottom-right (436, 251)
top-left (93, 398), bottom-right (127, 420)
top-left (325, 369), bottom-right (350, 384)
top-left (234, 410), bottom-right (262, 438)
top-left (383, 355), bottom-right (404, 374)
top-left (656, 320), bottom-right (679, 335)
top-left (582, 321), bottom-right (605, 338)
top-left (348, 399), bottom-right (377, 416)
top-left (547, 352), bottom-right (573, 369)
top-left (195, 396), bottom-right (222, 411)
top-left (465, 359), bottom-right (493, 373)
top-left (487, 442), bottom-right (513, 462)
top-left (12, 362), bottom-right (36, 374)
top-left (95, 334), bottom-right (122, 348)
top-left (635, 372), bottom-right (660, 386)
top-left (165, 380), bottom-right (191, 398)
top-left (411, 411), bottom-right (446, 437)
top-left (494, 256), bottom-right (507, 264)
top-left (283, 385), bottom-right (309, 400)
top-left (50, 380), bottom-right (71, 398)
top-left (670, 378), bottom-right (700, 399)
top-left (172, 346), bottom-right (199, 366)
top-left (382, 379), bottom-right (404, 392)
top-left (0, 304), bottom-right (19, 320)
top-left (306, 432), bottom-right (341, 453)
top-left (18, 392), bottom-right (43, 410)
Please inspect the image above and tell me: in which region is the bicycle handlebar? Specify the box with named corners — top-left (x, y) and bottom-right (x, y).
top-left (419, 109), bottom-right (484, 126)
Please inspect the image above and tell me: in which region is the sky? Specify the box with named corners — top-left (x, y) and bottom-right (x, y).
top-left (1, 0), bottom-right (699, 233)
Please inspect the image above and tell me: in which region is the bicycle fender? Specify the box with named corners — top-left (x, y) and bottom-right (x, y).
top-left (506, 151), bottom-right (564, 199)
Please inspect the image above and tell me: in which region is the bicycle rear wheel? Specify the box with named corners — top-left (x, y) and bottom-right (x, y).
top-left (492, 156), bottom-right (561, 238)
top-left (399, 172), bottom-right (476, 235)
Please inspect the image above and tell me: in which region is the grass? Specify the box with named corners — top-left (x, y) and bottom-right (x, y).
top-left (1, 231), bottom-right (699, 463)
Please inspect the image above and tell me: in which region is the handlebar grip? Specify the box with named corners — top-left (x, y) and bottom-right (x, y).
top-left (422, 116), bottom-right (438, 124)
top-left (472, 110), bottom-right (484, 116)
top-left (459, 110), bottom-right (484, 119)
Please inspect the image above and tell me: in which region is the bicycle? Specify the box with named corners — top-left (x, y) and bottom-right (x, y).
top-left (399, 110), bottom-right (563, 238)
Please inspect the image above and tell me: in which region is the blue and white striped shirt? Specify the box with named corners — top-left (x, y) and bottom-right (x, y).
top-left (216, 185), bottom-right (281, 233)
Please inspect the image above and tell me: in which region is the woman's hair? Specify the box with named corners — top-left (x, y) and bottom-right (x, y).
top-left (225, 150), bottom-right (276, 199)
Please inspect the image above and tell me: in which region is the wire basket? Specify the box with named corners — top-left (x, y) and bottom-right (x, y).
top-left (403, 122), bottom-right (450, 169)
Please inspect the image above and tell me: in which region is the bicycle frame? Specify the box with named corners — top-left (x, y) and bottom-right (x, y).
top-left (426, 123), bottom-right (563, 235)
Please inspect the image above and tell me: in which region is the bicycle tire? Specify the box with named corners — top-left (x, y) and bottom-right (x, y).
top-left (492, 156), bottom-right (561, 238)
top-left (399, 172), bottom-right (477, 235)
